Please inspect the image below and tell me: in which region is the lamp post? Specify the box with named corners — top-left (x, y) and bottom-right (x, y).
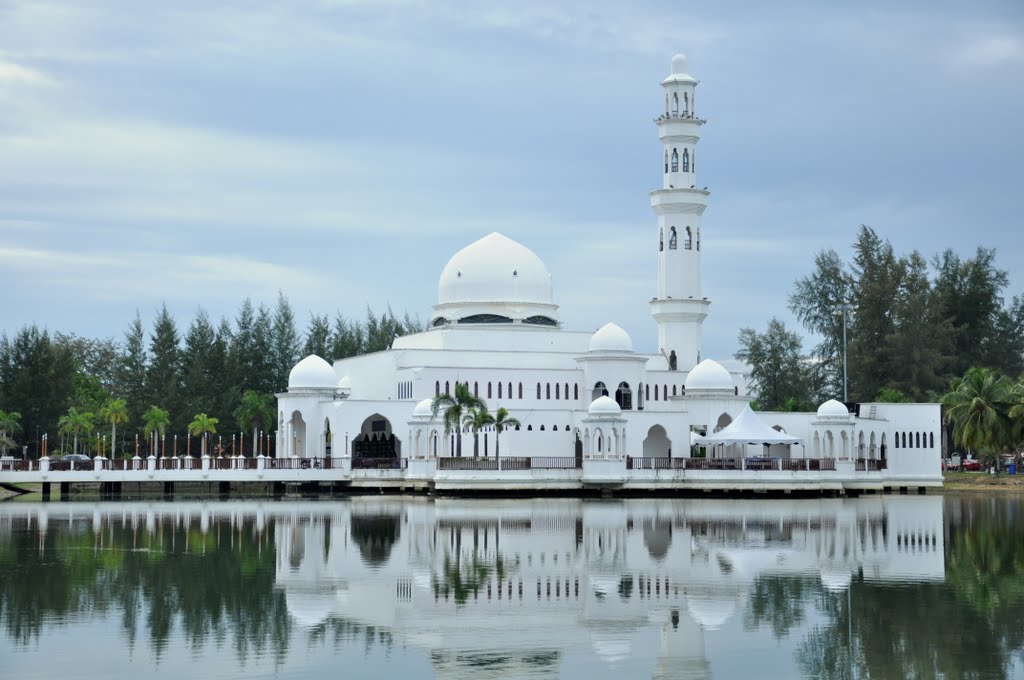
top-left (835, 302), bottom-right (850, 403)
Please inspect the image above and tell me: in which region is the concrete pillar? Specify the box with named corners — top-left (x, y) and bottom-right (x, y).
top-left (219, 481), bottom-right (230, 496)
top-left (59, 482), bottom-right (70, 499)
top-left (41, 482), bottom-right (51, 500)
top-left (163, 481), bottom-right (174, 495)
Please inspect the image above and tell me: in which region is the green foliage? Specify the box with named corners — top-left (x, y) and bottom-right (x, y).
top-left (942, 367), bottom-right (1015, 458)
top-left (874, 387), bottom-right (908, 403)
top-left (57, 406), bottom-right (95, 455)
top-left (735, 318), bottom-right (815, 410)
top-left (789, 227), bottom-right (1022, 403)
top-left (431, 383), bottom-right (485, 457)
top-left (234, 390), bottom-right (275, 456)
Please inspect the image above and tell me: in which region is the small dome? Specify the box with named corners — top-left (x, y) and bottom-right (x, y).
top-left (684, 359), bottom-right (733, 391)
top-left (288, 355), bottom-right (336, 390)
top-left (286, 590), bottom-right (333, 628)
top-left (817, 399), bottom-right (850, 417)
top-left (337, 375), bottom-right (352, 390)
top-left (662, 53), bottom-right (697, 85)
top-left (589, 322), bottom-right (633, 352)
top-left (687, 593), bottom-right (738, 630)
top-left (412, 398), bottom-right (434, 418)
top-left (672, 53), bottom-right (689, 74)
top-left (589, 395), bottom-right (622, 415)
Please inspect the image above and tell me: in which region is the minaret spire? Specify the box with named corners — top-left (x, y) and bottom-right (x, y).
top-left (650, 53), bottom-right (710, 372)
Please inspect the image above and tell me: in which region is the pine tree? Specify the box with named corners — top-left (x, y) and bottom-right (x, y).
top-left (271, 291), bottom-right (301, 390)
top-left (147, 304), bottom-right (183, 431)
top-left (303, 313), bottom-right (332, 360)
top-left (118, 313), bottom-right (148, 432)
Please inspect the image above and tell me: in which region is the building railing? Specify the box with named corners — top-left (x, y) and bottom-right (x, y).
top-left (438, 457), bottom-right (582, 471)
top-left (627, 457), bottom-right (839, 472)
top-left (352, 457), bottom-right (407, 470)
top-left (856, 458), bottom-right (886, 472)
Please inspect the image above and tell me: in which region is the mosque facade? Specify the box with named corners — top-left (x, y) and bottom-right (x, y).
top-left (276, 55), bottom-right (942, 491)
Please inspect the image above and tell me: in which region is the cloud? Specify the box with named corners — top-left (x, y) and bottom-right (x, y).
top-left (0, 58), bottom-right (53, 85)
top-left (956, 34), bottom-right (1024, 67)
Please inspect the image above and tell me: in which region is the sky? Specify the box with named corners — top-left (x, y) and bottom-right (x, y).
top-left (1, 0), bottom-right (1022, 359)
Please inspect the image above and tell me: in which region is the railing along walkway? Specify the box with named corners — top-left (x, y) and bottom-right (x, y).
top-left (627, 457), bottom-right (838, 472)
top-left (438, 456), bottom-right (581, 471)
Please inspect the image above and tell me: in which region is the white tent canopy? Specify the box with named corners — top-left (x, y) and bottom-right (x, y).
top-left (695, 405), bottom-right (802, 446)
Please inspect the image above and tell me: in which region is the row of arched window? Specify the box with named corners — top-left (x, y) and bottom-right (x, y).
top-left (659, 226), bottom-right (699, 252)
top-left (432, 380), bottom-right (687, 406)
top-left (665, 148), bottom-right (692, 174)
top-left (893, 431), bottom-right (933, 449)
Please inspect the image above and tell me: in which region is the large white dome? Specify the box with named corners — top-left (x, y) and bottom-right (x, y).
top-left (589, 323), bottom-right (633, 353)
top-left (288, 355), bottom-right (336, 391)
top-left (432, 232), bottom-right (560, 326)
top-left (684, 359), bottom-right (733, 392)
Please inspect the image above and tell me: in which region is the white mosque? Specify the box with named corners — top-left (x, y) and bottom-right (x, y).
top-left (276, 54), bottom-right (942, 493)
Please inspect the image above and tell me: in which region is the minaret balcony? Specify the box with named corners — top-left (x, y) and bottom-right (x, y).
top-left (655, 113), bottom-right (705, 123)
top-left (649, 187), bottom-right (709, 214)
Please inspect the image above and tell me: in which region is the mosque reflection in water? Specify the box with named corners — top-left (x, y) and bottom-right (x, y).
top-left (275, 496), bottom-right (943, 675)
top-left (1, 496), bottom-right (951, 679)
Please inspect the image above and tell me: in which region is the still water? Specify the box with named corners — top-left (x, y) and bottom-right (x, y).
top-left (1, 494), bottom-right (1022, 679)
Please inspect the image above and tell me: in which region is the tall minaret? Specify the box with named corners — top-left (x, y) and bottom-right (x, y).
top-left (649, 53), bottom-right (710, 373)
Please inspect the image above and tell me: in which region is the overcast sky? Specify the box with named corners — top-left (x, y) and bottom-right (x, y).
top-left (2, 0), bottom-right (1022, 360)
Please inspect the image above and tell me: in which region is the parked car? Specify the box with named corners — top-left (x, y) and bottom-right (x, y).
top-left (62, 454), bottom-right (92, 463)
top-left (962, 458), bottom-right (982, 471)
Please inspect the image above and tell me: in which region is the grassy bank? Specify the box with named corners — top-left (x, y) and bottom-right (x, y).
top-left (942, 470), bottom-right (1024, 492)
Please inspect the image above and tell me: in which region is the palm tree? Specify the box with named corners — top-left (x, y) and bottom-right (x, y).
top-left (492, 407), bottom-right (521, 461)
top-left (188, 413), bottom-right (219, 457)
top-left (98, 399), bottom-right (128, 459)
top-left (942, 367), bottom-right (1013, 463)
top-left (142, 406), bottom-right (170, 458)
top-left (234, 390), bottom-right (274, 456)
top-left (57, 407), bottom-right (95, 456)
top-left (0, 409), bottom-right (21, 454)
top-left (431, 382), bottom-right (484, 457)
top-left (462, 405), bottom-right (494, 458)
top-left (1009, 379), bottom-right (1024, 451)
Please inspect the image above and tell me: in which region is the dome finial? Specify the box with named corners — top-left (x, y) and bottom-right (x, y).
top-left (671, 53), bottom-right (688, 75)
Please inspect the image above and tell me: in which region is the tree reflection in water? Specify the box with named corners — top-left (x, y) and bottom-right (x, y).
top-left (2, 496), bottom-right (1024, 678)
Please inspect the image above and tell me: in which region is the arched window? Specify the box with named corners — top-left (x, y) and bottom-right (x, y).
top-left (509, 382), bottom-right (513, 399)
top-left (540, 425), bottom-right (545, 431)
top-left (663, 384), bottom-right (668, 399)
top-left (435, 381), bottom-right (440, 396)
top-left (929, 432), bottom-right (934, 448)
top-left (574, 384), bottom-right (579, 400)
top-left (519, 383), bottom-right (523, 399)
top-left (488, 382), bottom-right (492, 399)
top-left (645, 384), bottom-right (650, 401)
top-left (555, 383), bottom-right (560, 400)
top-left (684, 227), bottom-right (692, 250)
top-left (445, 381), bottom-right (450, 394)
top-left (615, 382), bottom-right (632, 410)
top-left (671, 93), bottom-right (679, 116)
top-left (696, 228), bottom-right (701, 251)
top-left (537, 383), bottom-right (541, 399)
top-left (669, 227), bottom-right (677, 250)
top-left (546, 383), bottom-right (551, 400)
top-left (682, 149), bottom-right (690, 172)
top-left (498, 382), bottom-right (503, 399)
top-left (664, 150), bottom-right (668, 174)
top-left (654, 384), bottom-right (659, 401)
top-left (895, 433), bottom-right (900, 449)
top-left (474, 381), bottom-right (478, 396)
top-left (672, 385), bottom-right (677, 396)
top-left (916, 432), bottom-right (921, 448)
top-left (564, 383), bottom-right (569, 400)
top-left (527, 425), bottom-right (533, 431)
top-left (659, 228), bottom-right (664, 252)
top-left (683, 92), bottom-right (689, 115)
top-left (670, 148), bottom-right (679, 172)
top-left (592, 381), bottom-right (608, 401)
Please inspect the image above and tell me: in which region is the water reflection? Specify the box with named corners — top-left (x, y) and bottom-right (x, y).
top-left (2, 496), bottom-right (1024, 679)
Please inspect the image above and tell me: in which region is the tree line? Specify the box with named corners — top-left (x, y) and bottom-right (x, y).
top-left (0, 294), bottom-right (422, 457)
top-left (737, 226), bottom-right (1024, 410)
